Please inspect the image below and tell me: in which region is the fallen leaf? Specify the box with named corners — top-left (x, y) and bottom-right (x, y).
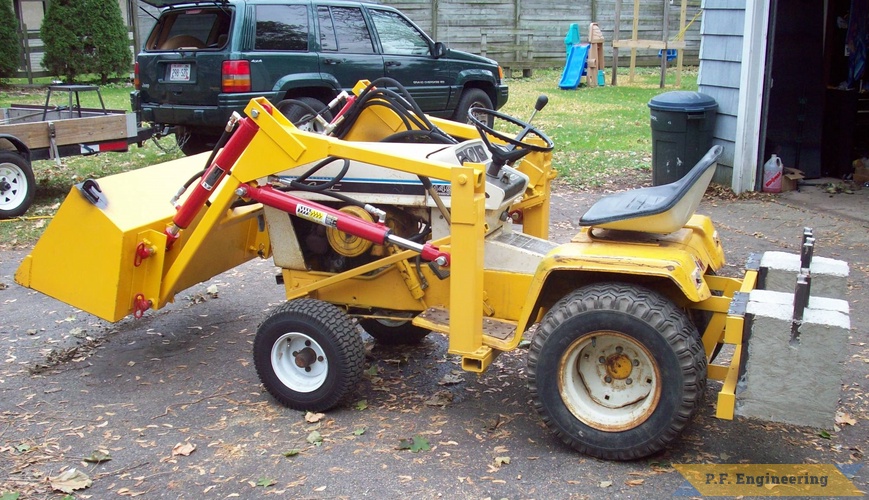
top-left (305, 412), bottom-right (325, 423)
top-left (424, 390), bottom-right (453, 407)
top-left (83, 450), bottom-right (112, 463)
top-left (282, 449), bottom-right (301, 457)
top-left (355, 400), bottom-right (368, 411)
top-left (49, 468), bottom-right (92, 493)
top-left (398, 436), bottom-right (430, 453)
top-left (206, 285), bottom-right (219, 298)
top-left (314, 486), bottom-right (326, 492)
top-left (307, 431), bottom-right (323, 446)
top-left (353, 427), bottom-right (366, 436)
top-left (626, 479), bottom-right (644, 486)
top-left (256, 477), bottom-right (276, 487)
top-left (599, 480), bottom-right (613, 488)
top-left (438, 373), bottom-right (464, 385)
top-left (494, 456), bottom-right (510, 467)
top-left (836, 412), bottom-right (857, 426)
top-left (172, 442), bottom-right (196, 456)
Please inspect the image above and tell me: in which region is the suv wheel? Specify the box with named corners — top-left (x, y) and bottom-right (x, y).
top-left (453, 88), bottom-right (494, 126)
top-left (176, 129), bottom-right (218, 156)
top-left (277, 97), bottom-right (333, 133)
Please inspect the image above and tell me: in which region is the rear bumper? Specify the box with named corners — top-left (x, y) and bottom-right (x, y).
top-left (133, 91), bottom-right (280, 131)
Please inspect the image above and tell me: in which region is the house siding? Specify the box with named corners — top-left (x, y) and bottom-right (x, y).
top-left (697, 0), bottom-right (745, 186)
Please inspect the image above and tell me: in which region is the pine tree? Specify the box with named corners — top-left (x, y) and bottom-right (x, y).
top-left (41, 0), bottom-right (131, 83)
top-left (0, 0), bottom-right (20, 79)
top-left (88, 0), bottom-right (132, 84)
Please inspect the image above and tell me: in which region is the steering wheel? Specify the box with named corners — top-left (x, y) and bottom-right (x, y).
top-left (467, 107), bottom-right (554, 177)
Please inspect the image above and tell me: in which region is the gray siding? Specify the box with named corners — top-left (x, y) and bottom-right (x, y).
top-left (697, 0), bottom-right (745, 185)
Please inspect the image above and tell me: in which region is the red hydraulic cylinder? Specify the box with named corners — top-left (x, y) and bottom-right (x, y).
top-left (242, 185), bottom-right (389, 244)
top-left (165, 115), bottom-right (260, 248)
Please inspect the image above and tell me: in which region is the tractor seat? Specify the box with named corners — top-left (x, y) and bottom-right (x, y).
top-left (579, 145), bottom-right (723, 234)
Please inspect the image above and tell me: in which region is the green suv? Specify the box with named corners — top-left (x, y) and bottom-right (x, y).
top-left (134, 0), bottom-right (509, 154)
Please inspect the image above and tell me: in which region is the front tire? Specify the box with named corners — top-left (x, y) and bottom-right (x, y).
top-left (452, 88), bottom-right (494, 126)
top-left (254, 299), bottom-right (364, 411)
top-left (527, 283), bottom-right (706, 460)
top-left (0, 151), bottom-right (35, 219)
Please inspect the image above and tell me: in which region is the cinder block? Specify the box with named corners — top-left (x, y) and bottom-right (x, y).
top-left (736, 289), bottom-right (850, 429)
top-left (760, 251), bottom-right (849, 299)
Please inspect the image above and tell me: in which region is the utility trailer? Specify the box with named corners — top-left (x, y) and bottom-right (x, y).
top-left (0, 87), bottom-right (154, 218)
top-left (14, 80), bottom-right (849, 460)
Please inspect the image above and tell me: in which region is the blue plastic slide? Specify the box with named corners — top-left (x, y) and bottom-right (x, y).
top-left (558, 44), bottom-right (590, 90)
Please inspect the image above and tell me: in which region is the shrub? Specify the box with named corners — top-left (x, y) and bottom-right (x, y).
top-left (41, 0), bottom-right (131, 83)
top-left (0, 0), bottom-right (20, 79)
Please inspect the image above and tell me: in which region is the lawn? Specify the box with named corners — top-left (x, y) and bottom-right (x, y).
top-left (0, 67), bottom-right (697, 246)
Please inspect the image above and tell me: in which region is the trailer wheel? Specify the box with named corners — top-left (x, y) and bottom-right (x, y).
top-left (527, 283), bottom-right (706, 460)
top-left (254, 299), bottom-right (364, 411)
top-left (360, 311), bottom-right (429, 345)
top-left (0, 151), bottom-right (35, 219)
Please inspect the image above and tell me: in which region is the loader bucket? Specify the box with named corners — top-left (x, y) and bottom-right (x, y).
top-left (14, 153), bottom-right (269, 322)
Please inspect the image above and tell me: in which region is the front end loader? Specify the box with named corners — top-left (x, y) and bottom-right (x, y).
top-left (16, 79), bottom-right (771, 460)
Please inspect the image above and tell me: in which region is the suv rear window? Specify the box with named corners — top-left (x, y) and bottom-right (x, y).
top-left (255, 5), bottom-right (309, 51)
top-left (146, 8), bottom-right (231, 50)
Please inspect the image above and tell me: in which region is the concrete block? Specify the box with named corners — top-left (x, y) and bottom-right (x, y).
top-left (736, 289), bottom-right (850, 429)
top-left (759, 251), bottom-right (849, 299)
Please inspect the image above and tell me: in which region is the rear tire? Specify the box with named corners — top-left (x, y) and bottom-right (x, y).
top-left (527, 282), bottom-right (706, 460)
top-left (452, 88), bottom-right (494, 126)
top-left (277, 97), bottom-right (333, 133)
top-left (254, 299), bottom-right (364, 411)
top-left (359, 310), bottom-right (429, 345)
top-left (0, 151), bottom-right (35, 219)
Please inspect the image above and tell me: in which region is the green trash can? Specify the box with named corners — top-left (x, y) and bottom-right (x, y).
top-left (648, 91), bottom-right (717, 185)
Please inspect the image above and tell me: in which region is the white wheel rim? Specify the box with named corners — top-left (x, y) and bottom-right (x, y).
top-left (0, 162), bottom-right (28, 211)
top-left (559, 331), bottom-right (660, 431)
top-left (271, 332), bottom-right (328, 393)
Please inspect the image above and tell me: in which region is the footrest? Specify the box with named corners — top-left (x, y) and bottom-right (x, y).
top-left (413, 307), bottom-right (517, 342)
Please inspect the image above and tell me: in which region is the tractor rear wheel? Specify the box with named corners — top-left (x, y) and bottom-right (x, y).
top-left (254, 299), bottom-right (364, 411)
top-left (359, 310), bottom-right (429, 345)
top-left (527, 282), bottom-right (706, 460)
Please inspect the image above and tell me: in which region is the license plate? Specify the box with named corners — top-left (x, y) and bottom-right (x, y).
top-left (169, 63), bottom-right (191, 81)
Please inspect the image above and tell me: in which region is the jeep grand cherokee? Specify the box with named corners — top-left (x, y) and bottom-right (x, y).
top-left (133, 0), bottom-right (509, 154)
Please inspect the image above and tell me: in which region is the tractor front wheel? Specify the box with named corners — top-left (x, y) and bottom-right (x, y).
top-left (527, 283), bottom-right (706, 460)
top-left (254, 299), bottom-right (364, 411)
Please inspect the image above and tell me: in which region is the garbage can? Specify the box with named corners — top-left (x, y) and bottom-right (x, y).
top-left (648, 91), bottom-right (717, 185)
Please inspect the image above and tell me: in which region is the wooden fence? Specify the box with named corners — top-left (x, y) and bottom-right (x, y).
top-left (15, 0), bottom-right (702, 82)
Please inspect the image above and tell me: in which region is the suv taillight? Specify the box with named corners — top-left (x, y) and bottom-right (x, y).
top-left (222, 60), bottom-right (251, 93)
top-left (134, 62), bottom-right (139, 89)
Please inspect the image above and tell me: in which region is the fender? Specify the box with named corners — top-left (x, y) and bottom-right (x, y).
top-left (273, 73), bottom-right (340, 97)
top-left (0, 134), bottom-right (32, 161)
top-left (515, 222), bottom-right (725, 335)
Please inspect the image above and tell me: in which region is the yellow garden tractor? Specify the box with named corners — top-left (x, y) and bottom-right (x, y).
top-left (16, 79), bottom-right (758, 461)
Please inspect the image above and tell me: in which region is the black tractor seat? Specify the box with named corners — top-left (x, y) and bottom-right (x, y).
top-left (579, 145), bottom-right (723, 234)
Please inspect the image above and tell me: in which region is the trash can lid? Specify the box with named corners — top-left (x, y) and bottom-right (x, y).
top-left (648, 91), bottom-right (717, 112)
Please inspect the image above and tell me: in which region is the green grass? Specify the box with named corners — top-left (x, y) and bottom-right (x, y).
top-left (0, 66), bottom-right (697, 247)
top-left (500, 67), bottom-right (698, 187)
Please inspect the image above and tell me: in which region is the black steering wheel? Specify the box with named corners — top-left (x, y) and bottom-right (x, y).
top-left (467, 107), bottom-right (554, 177)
